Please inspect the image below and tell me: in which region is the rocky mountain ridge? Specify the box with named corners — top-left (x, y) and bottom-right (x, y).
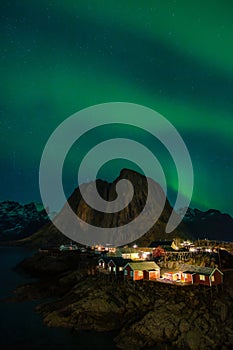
top-left (0, 201), bottom-right (49, 241)
top-left (1, 169), bottom-right (232, 245)
top-left (21, 168), bottom-right (188, 247)
top-left (179, 207), bottom-right (233, 241)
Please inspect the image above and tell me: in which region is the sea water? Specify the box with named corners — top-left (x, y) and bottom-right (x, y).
top-left (0, 247), bottom-right (116, 350)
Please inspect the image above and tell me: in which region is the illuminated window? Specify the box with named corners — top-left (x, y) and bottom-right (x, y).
top-left (113, 267), bottom-right (116, 272)
top-left (130, 271), bottom-right (133, 277)
top-left (124, 270), bottom-right (127, 275)
top-left (211, 275), bottom-right (215, 282)
top-left (138, 271), bottom-right (143, 277)
top-left (119, 267), bottom-right (123, 271)
top-left (199, 275), bottom-right (205, 281)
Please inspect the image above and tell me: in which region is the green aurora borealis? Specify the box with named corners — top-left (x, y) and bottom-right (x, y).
top-left (1, 1), bottom-right (233, 215)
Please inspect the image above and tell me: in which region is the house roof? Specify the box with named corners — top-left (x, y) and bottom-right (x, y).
top-left (108, 247), bottom-right (153, 257)
top-left (149, 240), bottom-right (173, 247)
top-left (98, 257), bottom-right (112, 263)
top-left (108, 248), bottom-right (136, 257)
top-left (136, 247), bottom-right (153, 252)
top-left (121, 248), bottom-right (139, 253)
top-left (125, 261), bottom-right (160, 271)
top-left (115, 248), bottom-right (123, 257)
top-left (179, 264), bottom-right (223, 276)
top-left (108, 257), bottom-right (132, 266)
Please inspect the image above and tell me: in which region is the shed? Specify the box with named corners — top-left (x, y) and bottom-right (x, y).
top-left (179, 264), bottom-right (223, 286)
top-left (124, 261), bottom-right (160, 281)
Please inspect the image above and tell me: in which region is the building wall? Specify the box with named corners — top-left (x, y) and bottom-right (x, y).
top-left (134, 270), bottom-right (144, 280)
top-left (171, 273), bottom-right (180, 281)
top-left (124, 265), bottom-right (133, 279)
top-left (98, 259), bottom-right (106, 269)
top-left (144, 270), bottom-right (160, 280)
top-left (122, 253), bottom-right (139, 260)
top-left (124, 266), bottom-right (143, 280)
top-left (124, 267), bottom-right (148, 280)
top-left (163, 272), bottom-right (178, 281)
top-left (180, 273), bottom-right (193, 283)
top-left (193, 274), bottom-right (210, 286)
top-left (107, 261), bottom-right (124, 275)
top-left (108, 261), bottom-right (115, 273)
top-left (153, 270), bottom-right (160, 279)
top-left (192, 271), bottom-right (223, 286)
top-left (211, 270), bottom-right (223, 285)
top-left (163, 272), bottom-right (173, 281)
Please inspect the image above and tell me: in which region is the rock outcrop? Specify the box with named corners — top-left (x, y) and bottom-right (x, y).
top-left (38, 275), bottom-right (233, 350)
top-left (12, 253), bottom-right (233, 350)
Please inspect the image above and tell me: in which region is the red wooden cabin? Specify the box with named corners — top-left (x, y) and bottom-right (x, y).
top-left (124, 261), bottom-right (160, 281)
top-left (192, 268), bottom-right (223, 286)
top-left (179, 265), bottom-right (223, 286)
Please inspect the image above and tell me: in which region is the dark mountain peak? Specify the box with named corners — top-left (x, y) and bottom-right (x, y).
top-left (118, 167), bottom-right (144, 179)
top-left (22, 168), bottom-right (188, 247)
top-left (24, 202), bottom-right (38, 211)
top-left (10, 168), bottom-right (233, 246)
top-left (205, 209), bottom-right (221, 216)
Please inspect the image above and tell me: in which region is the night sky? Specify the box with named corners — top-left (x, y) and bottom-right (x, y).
top-left (1, 1), bottom-right (233, 216)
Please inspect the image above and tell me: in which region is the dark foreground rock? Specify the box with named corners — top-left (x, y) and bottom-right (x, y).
top-left (16, 251), bottom-right (89, 277)
top-left (38, 279), bottom-right (233, 350)
top-left (10, 253), bottom-right (233, 350)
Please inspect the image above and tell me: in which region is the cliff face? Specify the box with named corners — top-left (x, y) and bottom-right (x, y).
top-left (24, 168), bottom-right (189, 247)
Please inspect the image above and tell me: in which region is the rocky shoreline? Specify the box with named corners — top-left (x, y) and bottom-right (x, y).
top-left (9, 252), bottom-right (233, 350)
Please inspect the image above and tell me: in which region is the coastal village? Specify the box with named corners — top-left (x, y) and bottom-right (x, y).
top-left (17, 238), bottom-right (233, 349)
top-left (96, 240), bottom-right (224, 288)
top-left (44, 238), bottom-right (233, 289)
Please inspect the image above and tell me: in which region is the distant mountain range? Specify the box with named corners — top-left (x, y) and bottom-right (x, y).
top-left (0, 201), bottom-right (49, 241)
top-left (179, 207), bottom-right (233, 241)
top-left (0, 169), bottom-right (232, 245)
